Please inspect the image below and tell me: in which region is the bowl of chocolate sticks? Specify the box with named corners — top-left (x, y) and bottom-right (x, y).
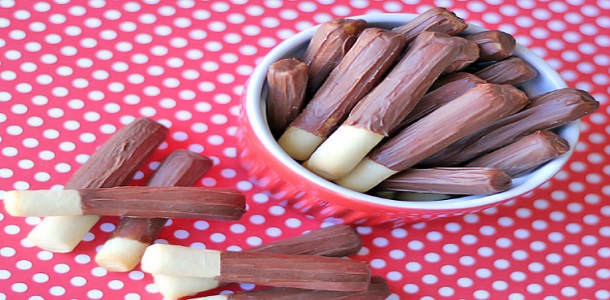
top-left (238, 8), bottom-right (599, 226)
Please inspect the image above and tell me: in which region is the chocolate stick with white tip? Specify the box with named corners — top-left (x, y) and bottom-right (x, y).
top-left (467, 130), bottom-right (570, 177)
top-left (307, 32), bottom-right (479, 180)
top-left (278, 28), bottom-right (406, 161)
top-left (391, 7), bottom-right (467, 42)
top-left (153, 225), bottom-right (362, 299)
top-left (377, 167), bottom-right (512, 195)
top-left (336, 83), bottom-right (529, 192)
top-left (465, 30), bottom-right (516, 61)
top-left (141, 244), bottom-right (370, 292)
top-left (301, 18), bottom-right (367, 96)
top-left (419, 88), bottom-right (599, 167)
top-left (94, 150), bottom-right (212, 272)
top-left (192, 276), bottom-right (390, 300)
top-left (26, 118), bottom-right (168, 253)
top-left (266, 58), bottom-right (309, 137)
top-left (475, 56), bottom-right (537, 86)
top-left (4, 186), bottom-right (245, 220)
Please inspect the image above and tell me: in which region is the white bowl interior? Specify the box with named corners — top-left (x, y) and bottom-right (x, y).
top-left (244, 13), bottom-right (579, 211)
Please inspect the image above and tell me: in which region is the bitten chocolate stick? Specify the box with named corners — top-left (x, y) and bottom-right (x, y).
top-left (307, 32), bottom-right (479, 180)
top-left (278, 28), bottom-right (406, 161)
top-left (467, 131), bottom-right (570, 177)
top-left (419, 88), bottom-right (599, 167)
top-left (192, 276), bottom-right (390, 300)
top-left (153, 225), bottom-right (362, 299)
top-left (141, 245), bottom-right (370, 292)
top-left (377, 167), bottom-right (512, 195)
top-left (336, 83), bottom-right (529, 192)
top-left (465, 30), bottom-right (516, 61)
top-left (391, 7), bottom-right (468, 43)
top-left (26, 118), bottom-right (167, 253)
top-left (94, 151), bottom-right (212, 272)
top-left (301, 18), bottom-right (367, 95)
top-left (396, 73), bottom-right (486, 130)
top-left (5, 186), bottom-right (246, 220)
top-left (266, 58), bottom-right (309, 137)
top-left (475, 56), bottom-right (537, 86)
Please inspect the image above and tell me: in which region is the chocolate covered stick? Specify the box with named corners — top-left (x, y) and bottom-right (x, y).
top-left (5, 186), bottom-right (245, 220)
top-left (336, 83), bottom-right (529, 192)
top-left (475, 56), bottom-right (537, 86)
top-left (278, 28), bottom-right (406, 161)
top-left (266, 59), bottom-right (309, 137)
top-left (141, 245), bottom-right (370, 292)
top-left (94, 151), bottom-right (212, 272)
top-left (153, 225), bottom-right (362, 299)
top-left (301, 18), bottom-right (367, 95)
top-left (193, 276), bottom-right (390, 300)
top-left (467, 131), bottom-right (570, 177)
top-left (396, 73), bottom-right (486, 130)
top-left (465, 30), bottom-right (516, 61)
top-left (26, 118), bottom-right (167, 253)
top-left (419, 88), bottom-right (599, 167)
top-left (378, 167), bottom-right (512, 195)
top-left (391, 7), bottom-right (468, 43)
top-left (307, 32), bottom-right (479, 180)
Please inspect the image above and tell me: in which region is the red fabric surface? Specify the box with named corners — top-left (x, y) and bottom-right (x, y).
top-left (1, 1), bottom-right (609, 299)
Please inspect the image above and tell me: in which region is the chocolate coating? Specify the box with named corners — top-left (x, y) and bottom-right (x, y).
top-left (391, 7), bottom-right (468, 43)
top-left (465, 30), bottom-right (516, 61)
top-left (219, 252), bottom-right (370, 291)
top-left (419, 88), bottom-right (599, 167)
top-left (396, 73), bottom-right (486, 130)
top-left (226, 276), bottom-right (389, 300)
top-left (65, 118), bottom-right (168, 189)
top-left (302, 18), bottom-right (367, 95)
top-left (475, 56), bottom-right (537, 86)
top-left (248, 225), bottom-right (362, 257)
top-left (378, 167), bottom-right (512, 194)
top-left (290, 28), bottom-right (406, 137)
top-left (467, 131), bottom-right (570, 177)
top-left (110, 150), bottom-right (213, 243)
top-left (370, 84), bottom-right (529, 171)
top-left (266, 58), bottom-right (309, 137)
top-left (346, 32), bottom-right (478, 135)
top-left (78, 186), bottom-right (245, 220)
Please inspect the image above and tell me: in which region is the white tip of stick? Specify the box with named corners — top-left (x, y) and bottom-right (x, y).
top-left (27, 215), bottom-right (101, 253)
top-left (188, 295), bottom-right (229, 300)
top-left (4, 190), bottom-right (82, 216)
top-left (277, 126), bottom-right (324, 161)
top-left (95, 237), bottom-right (149, 272)
top-left (336, 158), bottom-right (398, 192)
top-left (307, 126), bottom-right (384, 180)
top-left (141, 244), bottom-right (221, 278)
top-left (153, 274), bottom-right (221, 299)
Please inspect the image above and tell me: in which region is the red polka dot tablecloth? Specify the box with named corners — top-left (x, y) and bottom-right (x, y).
top-left (1, 1), bottom-right (609, 299)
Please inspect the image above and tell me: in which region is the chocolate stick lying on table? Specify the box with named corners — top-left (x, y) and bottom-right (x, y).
top-left (5, 186), bottom-right (246, 220)
top-left (193, 276), bottom-right (390, 300)
top-left (336, 83), bottom-right (529, 192)
top-left (395, 73), bottom-right (486, 130)
top-left (307, 32), bottom-right (479, 180)
top-left (94, 150), bottom-right (212, 272)
top-left (153, 225), bottom-right (362, 299)
top-left (391, 7), bottom-right (467, 42)
top-left (419, 88), bottom-right (599, 167)
top-left (465, 30), bottom-right (516, 61)
top-left (475, 56), bottom-right (537, 86)
top-left (467, 130), bottom-right (570, 177)
top-left (301, 18), bottom-right (367, 96)
top-left (266, 58), bottom-right (309, 137)
top-left (278, 28), bottom-right (406, 161)
top-left (377, 167), bottom-right (512, 195)
top-left (26, 118), bottom-right (168, 253)
top-left (141, 244), bottom-right (370, 292)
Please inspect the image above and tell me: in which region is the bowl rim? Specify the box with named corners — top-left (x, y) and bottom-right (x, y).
top-left (243, 13), bottom-right (579, 211)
